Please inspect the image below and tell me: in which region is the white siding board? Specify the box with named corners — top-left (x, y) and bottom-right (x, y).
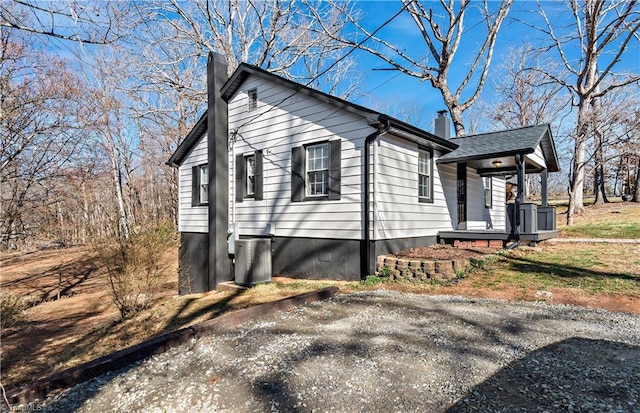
top-left (227, 74), bottom-right (371, 240)
top-left (374, 135), bottom-right (455, 240)
top-left (465, 169), bottom-right (506, 230)
top-left (178, 134), bottom-right (208, 233)
top-left (490, 177), bottom-right (506, 230)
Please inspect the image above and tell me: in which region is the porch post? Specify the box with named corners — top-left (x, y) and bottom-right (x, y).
top-left (514, 154), bottom-right (525, 239)
top-left (541, 168), bottom-right (548, 207)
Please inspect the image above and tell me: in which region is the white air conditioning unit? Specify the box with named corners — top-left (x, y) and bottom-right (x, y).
top-left (234, 238), bottom-right (272, 286)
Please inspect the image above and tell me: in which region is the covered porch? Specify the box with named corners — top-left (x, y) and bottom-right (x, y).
top-left (436, 124), bottom-right (561, 247)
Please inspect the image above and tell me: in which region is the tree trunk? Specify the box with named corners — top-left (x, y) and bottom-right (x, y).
top-left (567, 100), bottom-right (592, 224)
top-left (567, 138), bottom-right (587, 225)
top-left (632, 156), bottom-right (640, 202)
top-left (106, 136), bottom-right (130, 240)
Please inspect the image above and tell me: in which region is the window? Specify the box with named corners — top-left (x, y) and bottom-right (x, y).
top-left (235, 151), bottom-right (263, 202)
top-left (246, 154), bottom-right (255, 197)
top-left (247, 88), bottom-right (258, 111)
top-left (291, 140), bottom-right (341, 202)
top-left (484, 176), bottom-right (493, 208)
top-left (306, 143), bottom-right (329, 196)
top-left (191, 164), bottom-right (208, 206)
top-left (418, 148), bottom-right (433, 203)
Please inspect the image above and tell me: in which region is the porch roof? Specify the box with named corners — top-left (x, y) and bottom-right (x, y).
top-left (436, 124), bottom-right (559, 174)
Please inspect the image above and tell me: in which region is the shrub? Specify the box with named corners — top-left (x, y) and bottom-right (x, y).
top-left (1, 293), bottom-right (26, 329)
top-left (378, 265), bottom-right (392, 277)
top-left (95, 223), bottom-right (174, 319)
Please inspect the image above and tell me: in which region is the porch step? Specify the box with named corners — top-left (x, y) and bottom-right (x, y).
top-left (217, 281), bottom-right (249, 292)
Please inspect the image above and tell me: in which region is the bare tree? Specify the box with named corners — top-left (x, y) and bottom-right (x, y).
top-left (119, 0), bottom-right (361, 229)
top-left (487, 45), bottom-right (571, 198)
top-left (0, 27), bottom-right (87, 249)
top-left (527, 0), bottom-right (640, 224)
top-left (0, 0), bottom-right (136, 44)
top-left (491, 46), bottom-right (569, 130)
top-left (141, 0), bottom-right (358, 88)
top-left (591, 88), bottom-right (640, 202)
top-left (325, 0), bottom-right (513, 136)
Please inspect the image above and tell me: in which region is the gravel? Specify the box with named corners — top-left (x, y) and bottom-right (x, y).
top-left (16, 291), bottom-right (640, 413)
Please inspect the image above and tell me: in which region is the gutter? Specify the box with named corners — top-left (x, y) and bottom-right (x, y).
top-left (363, 116), bottom-right (391, 278)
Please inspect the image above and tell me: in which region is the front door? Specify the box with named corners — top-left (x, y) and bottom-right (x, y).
top-left (457, 163), bottom-right (467, 226)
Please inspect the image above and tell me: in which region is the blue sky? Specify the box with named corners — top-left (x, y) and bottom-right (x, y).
top-left (40, 0), bottom-right (639, 135)
top-left (343, 1), bottom-right (640, 131)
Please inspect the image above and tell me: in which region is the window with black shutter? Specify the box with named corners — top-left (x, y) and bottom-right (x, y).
top-left (291, 140), bottom-right (341, 202)
top-left (192, 164), bottom-right (209, 206)
top-left (235, 151), bottom-right (263, 203)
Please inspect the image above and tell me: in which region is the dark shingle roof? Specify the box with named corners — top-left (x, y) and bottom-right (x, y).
top-left (437, 124), bottom-right (559, 172)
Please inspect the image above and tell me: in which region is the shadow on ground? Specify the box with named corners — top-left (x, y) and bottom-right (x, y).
top-left (446, 338), bottom-right (640, 412)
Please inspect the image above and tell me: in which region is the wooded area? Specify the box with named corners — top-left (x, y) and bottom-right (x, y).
top-left (1, 0), bottom-right (638, 250)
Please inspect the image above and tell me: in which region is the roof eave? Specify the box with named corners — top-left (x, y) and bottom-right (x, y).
top-left (437, 148), bottom-right (536, 165)
top-left (220, 63), bottom-right (378, 120)
top-left (540, 125), bottom-right (560, 172)
top-left (166, 112), bottom-right (208, 168)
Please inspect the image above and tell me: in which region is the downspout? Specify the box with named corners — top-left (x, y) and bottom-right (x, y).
top-left (363, 117), bottom-right (391, 278)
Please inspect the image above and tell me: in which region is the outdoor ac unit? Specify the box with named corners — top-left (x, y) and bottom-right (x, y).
top-left (234, 238), bottom-right (272, 286)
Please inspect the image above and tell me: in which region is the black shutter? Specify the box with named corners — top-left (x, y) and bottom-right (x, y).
top-left (255, 150), bottom-right (263, 201)
top-left (328, 140), bottom-right (342, 200)
top-left (235, 154), bottom-right (245, 203)
top-left (191, 165), bottom-right (198, 206)
top-left (291, 146), bottom-right (305, 202)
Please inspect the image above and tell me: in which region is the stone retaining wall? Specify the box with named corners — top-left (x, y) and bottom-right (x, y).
top-left (376, 256), bottom-right (471, 280)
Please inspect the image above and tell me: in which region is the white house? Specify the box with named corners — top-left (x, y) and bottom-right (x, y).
top-left (167, 53), bottom-right (560, 293)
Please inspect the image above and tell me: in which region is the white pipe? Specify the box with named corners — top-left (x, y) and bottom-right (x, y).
top-left (230, 130), bottom-right (237, 227)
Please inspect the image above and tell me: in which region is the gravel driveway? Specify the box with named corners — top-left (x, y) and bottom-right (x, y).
top-left (31, 291), bottom-right (640, 413)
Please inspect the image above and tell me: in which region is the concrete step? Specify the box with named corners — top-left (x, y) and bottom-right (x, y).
top-left (217, 281), bottom-right (249, 292)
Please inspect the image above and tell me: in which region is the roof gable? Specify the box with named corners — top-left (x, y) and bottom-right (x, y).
top-left (168, 63), bottom-right (458, 167)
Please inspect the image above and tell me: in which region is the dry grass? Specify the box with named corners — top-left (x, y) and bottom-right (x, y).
top-left (0, 247), bottom-right (331, 389)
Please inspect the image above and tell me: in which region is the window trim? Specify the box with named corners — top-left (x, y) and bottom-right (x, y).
top-left (418, 147), bottom-right (434, 203)
top-left (484, 176), bottom-right (493, 208)
top-left (306, 142), bottom-right (330, 198)
top-left (245, 154), bottom-right (256, 198)
top-left (191, 163), bottom-right (209, 206)
top-left (247, 88), bottom-right (258, 111)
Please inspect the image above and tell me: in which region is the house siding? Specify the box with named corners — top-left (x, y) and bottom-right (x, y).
top-left (227, 75), bottom-right (372, 241)
top-left (466, 172), bottom-right (506, 230)
top-left (439, 164), bottom-right (506, 231)
top-left (178, 134), bottom-right (208, 233)
top-left (438, 163), bottom-right (459, 228)
top-left (374, 135), bottom-right (454, 240)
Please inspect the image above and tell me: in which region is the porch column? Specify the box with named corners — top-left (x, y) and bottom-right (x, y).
top-left (541, 168), bottom-right (548, 207)
top-left (513, 154), bottom-right (525, 238)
